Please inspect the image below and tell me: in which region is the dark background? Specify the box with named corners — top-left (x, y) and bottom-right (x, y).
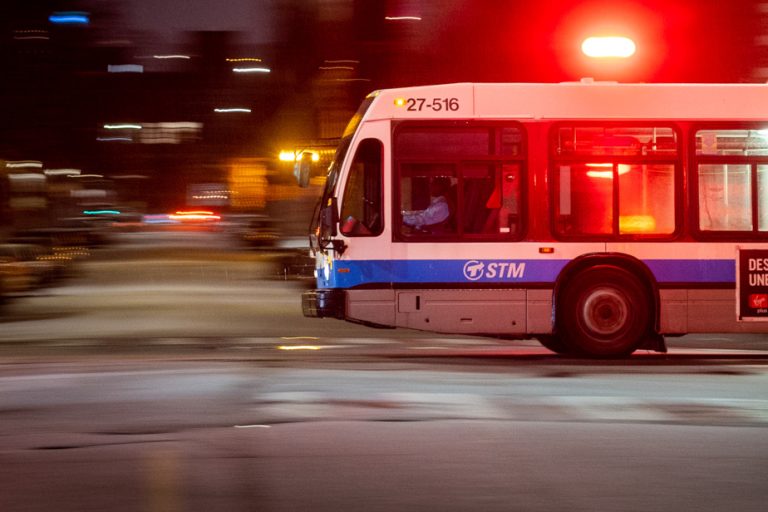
top-left (0, 0), bottom-right (765, 211)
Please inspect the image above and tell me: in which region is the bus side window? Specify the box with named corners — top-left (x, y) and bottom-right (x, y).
top-left (698, 164), bottom-right (753, 232)
top-left (461, 164), bottom-right (495, 234)
top-left (340, 139), bottom-right (383, 237)
top-left (463, 163), bottom-right (521, 236)
top-left (494, 164), bottom-right (521, 234)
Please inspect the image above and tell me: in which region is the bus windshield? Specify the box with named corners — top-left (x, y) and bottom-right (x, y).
top-left (311, 93), bottom-right (377, 250)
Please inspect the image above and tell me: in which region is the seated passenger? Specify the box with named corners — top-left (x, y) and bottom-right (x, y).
top-left (402, 177), bottom-right (453, 232)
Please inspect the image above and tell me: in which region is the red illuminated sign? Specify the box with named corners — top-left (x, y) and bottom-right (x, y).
top-left (748, 294), bottom-right (768, 309)
top-left (738, 248), bottom-right (768, 321)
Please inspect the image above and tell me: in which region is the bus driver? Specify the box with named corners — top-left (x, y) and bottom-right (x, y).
top-left (401, 177), bottom-right (453, 231)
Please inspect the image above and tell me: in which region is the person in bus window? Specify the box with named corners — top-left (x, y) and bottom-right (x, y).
top-left (402, 177), bottom-right (453, 231)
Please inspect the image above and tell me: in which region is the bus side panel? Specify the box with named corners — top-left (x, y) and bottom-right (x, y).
top-left (687, 289), bottom-right (765, 333)
top-left (659, 289), bottom-right (768, 334)
top-left (659, 289), bottom-right (688, 333)
top-left (526, 288), bottom-right (554, 334)
top-left (395, 289), bottom-right (527, 334)
top-left (347, 289), bottom-right (396, 326)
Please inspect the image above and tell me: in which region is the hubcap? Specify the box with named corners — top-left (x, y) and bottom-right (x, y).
top-left (582, 287), bottom-right (628, 336)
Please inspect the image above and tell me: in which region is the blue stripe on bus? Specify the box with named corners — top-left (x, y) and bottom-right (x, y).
top-left (320, 259), bottom-right (735, 288)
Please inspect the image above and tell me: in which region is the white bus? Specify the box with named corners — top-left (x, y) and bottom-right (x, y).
top-left (297, 81), bottom-right (768, 357)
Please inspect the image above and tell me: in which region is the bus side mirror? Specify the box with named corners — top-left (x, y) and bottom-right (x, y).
top-left (294, 154), bottom-right (312, 188)
top-left (320, 197), bottom-right (339, 237)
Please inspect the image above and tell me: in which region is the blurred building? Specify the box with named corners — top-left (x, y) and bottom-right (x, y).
top-left (1, 0), bottom-right (766, 236)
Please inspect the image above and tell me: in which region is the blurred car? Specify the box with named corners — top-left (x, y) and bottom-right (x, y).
top-left (0, 243), bottom-right (66, 293)
top-left (8, 228), bottom-right (92, 261)
top-left (240, 215), bottom-right (280, 248)
top-left (54, 217), bottom-right (114, 246)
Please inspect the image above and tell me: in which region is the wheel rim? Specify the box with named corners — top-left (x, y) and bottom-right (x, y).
top-left (581, 286), bottom-right (629, 337)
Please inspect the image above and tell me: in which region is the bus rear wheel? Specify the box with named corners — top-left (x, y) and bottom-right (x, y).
top-left (558, 266), bottom-right (650, 358)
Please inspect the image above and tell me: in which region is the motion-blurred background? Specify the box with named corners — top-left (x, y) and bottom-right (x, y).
top-left (1, 0), bottom-right (767, 244)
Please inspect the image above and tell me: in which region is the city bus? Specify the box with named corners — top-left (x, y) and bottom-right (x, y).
top-left (297, 81), bottom-right (768, 357)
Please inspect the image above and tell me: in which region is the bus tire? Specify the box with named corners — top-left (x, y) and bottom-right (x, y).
top-left (558, 266), bottom-right (649, 358)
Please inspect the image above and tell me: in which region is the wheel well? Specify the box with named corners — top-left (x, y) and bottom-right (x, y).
top-left (553, 254), bottom-right (660, 334)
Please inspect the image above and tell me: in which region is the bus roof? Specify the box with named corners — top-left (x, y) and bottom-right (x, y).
top-left (364, 81), bottom-right (768, 122)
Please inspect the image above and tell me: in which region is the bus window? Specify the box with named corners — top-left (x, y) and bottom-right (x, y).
top-left (553, 123), bottom-right (679, 238)
top-left (461, 163), bottom-right (521, 235)
top-left (556, 164), bottom-right (613, 235)
top-left (556, 126), bottom-right (678, 157)
top-left (694, 127), bottom-right (768, 235)
top-left (500, 127), bottom-right (524, 156)
top-left (396, 129), bottom-right (491, 158)
top-left (555, 163), bottom-right (676, 236)
top-left (399, 164), bottom-right (456, 236)
top-left (618, 164), bottom-right (675, 234)
top-left (697, 164), bottom-right (753, 232)
top-left (394, 123), bottom-right (526, 240)
top-left (461, 164), bottom-right (495, 234)
top-left (340, 139), bottom-right (383, 236)
top-left (696, 129), bottom-right (768, 156)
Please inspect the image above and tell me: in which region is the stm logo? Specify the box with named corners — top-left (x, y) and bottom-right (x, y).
top-left (462, 260), bottom-right (526, 281)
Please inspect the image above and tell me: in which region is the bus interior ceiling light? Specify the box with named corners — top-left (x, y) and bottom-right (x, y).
top-left (581, 36), bottom-right (636, 58)
top-left (587, 163), bottom-right (631, 178)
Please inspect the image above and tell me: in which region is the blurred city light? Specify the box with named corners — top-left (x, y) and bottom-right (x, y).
top-left (214, 108), bottom-right (252, 113)
top-left (6, 161), bottom-right (43, 169)
top-left (48, 12), bottom-right (90, 25)
top-left (581, 36), bottom-right (637, 58)
top-left (97, 137), bottom-right (132, 142)
top-left (13, 30), bottom-right (49, 41)
top-left (168, 211), bottom-right (221, 221)
top-left (232, 67), bottom-right (271, 73)
top-left (104, 124), bottom-right (142, 130)
top-left (44, 168), bottom-right (81, 176)
top-left (279, 150), bottom-right (319, 162)
top-left (108, 64), bottom-right (144, 73)
top-left (83, 210), bottom-right (120, 215)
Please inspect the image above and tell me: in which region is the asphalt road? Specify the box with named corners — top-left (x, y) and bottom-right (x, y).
top-left (0, 229), bottom-right (766, 512)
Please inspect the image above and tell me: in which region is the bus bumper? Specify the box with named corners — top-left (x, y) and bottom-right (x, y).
top-left (302, 289), bottom-right (346, 319)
